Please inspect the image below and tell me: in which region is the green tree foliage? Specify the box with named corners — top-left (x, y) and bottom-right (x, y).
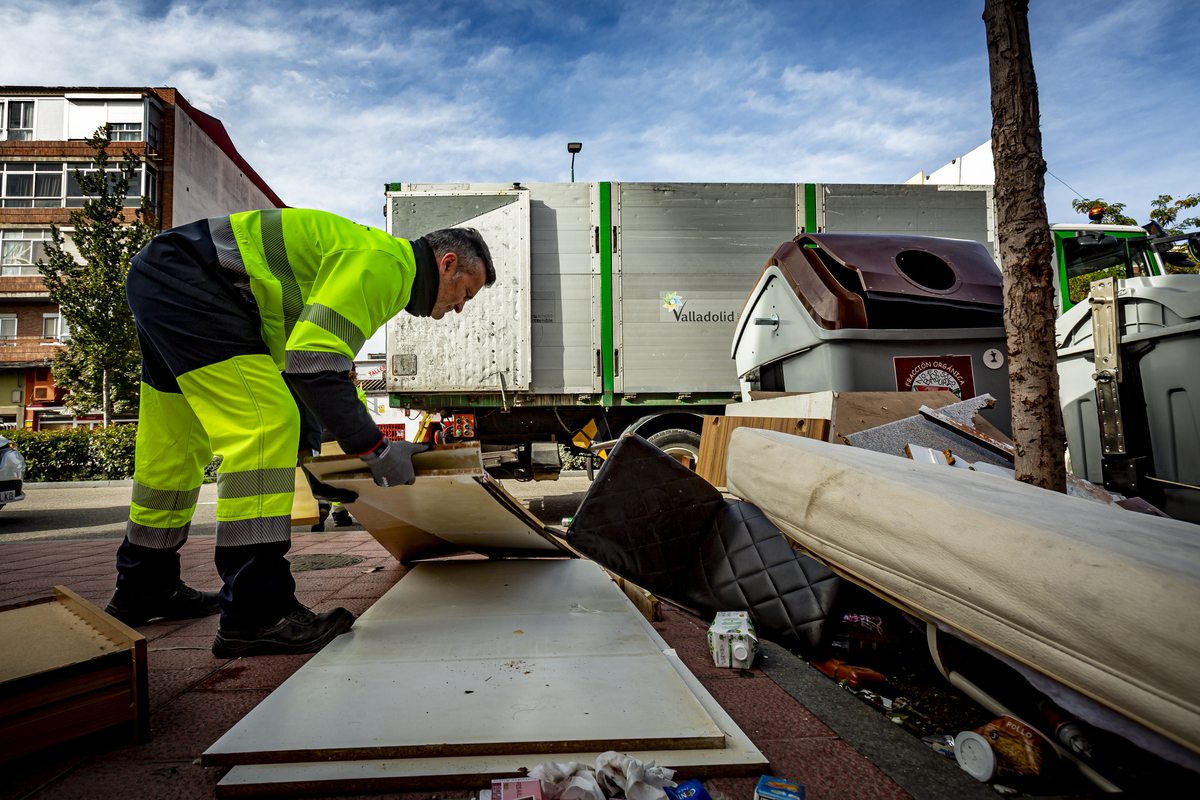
top-left (1072, 192), bottom-right (1199, 274)
top-left (1149, 193), bottom-right (1200, 234)
top-left (38, 126), bottom-right (157, 426)
top-left (1070, 198), bottom-right (1136, 225)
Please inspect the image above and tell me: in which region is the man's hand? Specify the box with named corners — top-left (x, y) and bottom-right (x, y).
top-left (361, 440), bottom-right (430, 487)
top-left (310, 481), bottom-right (359, 504)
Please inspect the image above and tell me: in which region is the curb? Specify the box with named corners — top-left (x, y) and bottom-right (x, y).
top-left (24, 479), bottom-right (136, 489)
top-left (758, 640), bottom-right (995, 800)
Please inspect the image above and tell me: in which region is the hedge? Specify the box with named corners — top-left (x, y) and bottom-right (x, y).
top-left (4, 425), bottom-right (221, 483)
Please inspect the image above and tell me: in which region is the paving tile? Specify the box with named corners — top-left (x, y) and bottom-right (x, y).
top-left (315, 595), bottom-right (377, 617)
top-left (150, 633), bottom-right (217, 650)
top-left (704, 776), bottom-right (765, 800)
top-left (101, 690), bottom-right (271, 762)
top-left (757, 738), bottom-right (911, 800)
top-left (701, 674), bottom-right (835, 741)
top-left (31, 758), bottom-right (222, 800)
top-left (0, 730), bottom-right (110, 800)
top-left (170, 613), bottom-right (222, 636)
top-left (148, 645), bottom-right (229, 674)
top-left (148, 666), bottom-right (208, 712)
top-left (192, 653), bottom-right (314, 690)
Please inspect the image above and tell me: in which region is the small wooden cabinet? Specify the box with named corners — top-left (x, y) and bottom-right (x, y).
top-left (0, 586), bottom-right (148, 761)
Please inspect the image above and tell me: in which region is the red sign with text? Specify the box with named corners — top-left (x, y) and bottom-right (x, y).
top-left (893, 355), bottom-right (976, 400)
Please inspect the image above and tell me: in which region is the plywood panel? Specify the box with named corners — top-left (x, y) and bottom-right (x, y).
top-left (303, 445), bottom-right (565, 558)
top-left (697, 416), bottom-right (829, 489)
top-left (203, 560), bottom-right (730, 767)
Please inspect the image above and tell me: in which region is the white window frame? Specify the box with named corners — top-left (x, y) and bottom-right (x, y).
top-left (42, 312), bottom-right (64, 342)
top-left (3, 99), bottom-right (36, 142)
top-left (0, 314), bottom-right (16, 344)
top-left (0, 228), bottom-right (53, 276)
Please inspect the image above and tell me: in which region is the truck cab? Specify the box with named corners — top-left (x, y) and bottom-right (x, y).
top-left (1051, 222), bottom-right (1200, 316)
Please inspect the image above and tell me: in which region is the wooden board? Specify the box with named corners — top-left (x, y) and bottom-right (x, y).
top-left (303, 444), bottom-right (567, 559)
top-left (697, 416), bottom-right (830, 489)
top-left (730, 391), bottom-right (1008, 445)
top-left (0, 586), bottom-right (148, 760)
top-left (203, 560), bottom-right (742, 769)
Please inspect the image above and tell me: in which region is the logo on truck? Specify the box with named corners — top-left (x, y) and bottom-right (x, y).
top-left (660, 291), bottom-right (737, 323)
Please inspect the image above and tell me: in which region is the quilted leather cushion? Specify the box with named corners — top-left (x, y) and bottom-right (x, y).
top-left (686, 500), bottom-right (842, 650)
top-left (567, 434), bottom-right (724, 599)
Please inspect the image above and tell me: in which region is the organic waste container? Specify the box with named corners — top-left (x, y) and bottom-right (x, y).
top-left (731, 233), bottom-right (1011, 435)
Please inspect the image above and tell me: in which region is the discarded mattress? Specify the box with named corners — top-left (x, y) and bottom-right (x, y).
top-left (567, 434), bottom-right (842, 651)
top-left (723, 427), bottom-right (1200, 759)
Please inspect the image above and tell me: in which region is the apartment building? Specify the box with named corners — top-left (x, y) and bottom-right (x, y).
top-left (0, 87), bottom-right (284, 429)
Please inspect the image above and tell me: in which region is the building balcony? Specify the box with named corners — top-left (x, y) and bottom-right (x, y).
top-left (0, 275), bottom-right (50, 297)
top-left (0, 335), bottom-right (65, 368)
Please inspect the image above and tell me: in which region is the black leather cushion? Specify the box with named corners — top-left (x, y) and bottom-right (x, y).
top-left (686, 500), bottom-right (841, 649)
top-left (567, 433), bottom-right (842, 651)
top-left (567, 433), bottom-right (724, 599)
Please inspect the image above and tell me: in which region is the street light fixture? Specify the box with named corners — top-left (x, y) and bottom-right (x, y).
top-left (567, 142), bottom-right (582, 182)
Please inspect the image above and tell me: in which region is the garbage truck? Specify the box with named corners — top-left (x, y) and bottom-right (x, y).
top-left (383, 181), bottom-right (997, 479)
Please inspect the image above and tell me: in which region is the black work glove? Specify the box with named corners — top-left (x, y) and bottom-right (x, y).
top-left (360, 440), bottom-right (430, 487)
top-left (300, 450), bottom-right (360, 504)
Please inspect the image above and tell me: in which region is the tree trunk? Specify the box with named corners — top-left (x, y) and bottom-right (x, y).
top-left (983, 0), bottom-right (1066, 492)
top-left (102, 367), bottom-right (111, 428)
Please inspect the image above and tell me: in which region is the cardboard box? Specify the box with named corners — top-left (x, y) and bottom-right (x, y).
top-left (753, 775), bottom-right (805, 800)
top-left (707, 611), bottom-right (759, 669)
top-left (491, 778), bottom-right (544, 800)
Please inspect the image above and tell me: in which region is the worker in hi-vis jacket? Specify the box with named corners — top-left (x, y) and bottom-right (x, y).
top-left (105, 209), bottom-right (494, 657)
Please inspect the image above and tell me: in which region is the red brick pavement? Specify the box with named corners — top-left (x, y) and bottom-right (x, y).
top-left (0, 535), bottom-right (908, 800)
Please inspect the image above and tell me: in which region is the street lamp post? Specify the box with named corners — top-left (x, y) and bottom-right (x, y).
top-left (567, 142), bottom-right (582, 182)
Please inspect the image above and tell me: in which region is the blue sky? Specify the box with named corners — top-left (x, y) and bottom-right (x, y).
top-left (3, 0), bottom-right (1198, 230)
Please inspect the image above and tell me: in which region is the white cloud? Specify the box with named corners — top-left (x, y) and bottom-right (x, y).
top-left (1, 0), bottom-right (1194, 229)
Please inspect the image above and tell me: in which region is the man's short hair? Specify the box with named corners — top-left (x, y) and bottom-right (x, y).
top-left (425, 227), bottom-right (496, 287)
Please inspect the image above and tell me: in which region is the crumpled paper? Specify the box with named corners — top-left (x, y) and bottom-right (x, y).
top-left (528, 760), bottom-right (606, 800)
top-left (595, 751), bottom-right (677, 800)
top-left (529, 753), bottom-right (677, 800)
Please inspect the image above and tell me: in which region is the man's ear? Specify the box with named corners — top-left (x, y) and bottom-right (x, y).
top-left (439, 251), bottom-right (457, 275)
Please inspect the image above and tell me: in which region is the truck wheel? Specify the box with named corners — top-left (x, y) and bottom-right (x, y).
top-left (646, 429), bottom-right (702, 471)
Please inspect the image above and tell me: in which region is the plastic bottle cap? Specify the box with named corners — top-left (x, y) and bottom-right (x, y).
top-left (732, 643), bottom-right (749, 661)
top-left (954, 731), bottom-right (997, 782)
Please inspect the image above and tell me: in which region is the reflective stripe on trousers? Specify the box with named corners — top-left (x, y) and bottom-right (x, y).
top-left (129, 354), bottom-right (299, 548)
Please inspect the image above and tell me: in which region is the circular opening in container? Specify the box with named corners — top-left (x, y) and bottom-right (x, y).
top-left (894, 250), bottom-right (957, 291)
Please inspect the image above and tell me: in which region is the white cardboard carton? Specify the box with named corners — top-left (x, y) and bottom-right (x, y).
top-left (707, 611), bottom-right (759, 669)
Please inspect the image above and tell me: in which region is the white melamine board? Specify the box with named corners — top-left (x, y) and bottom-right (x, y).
top-left (304, 448), bottom-right (562, 555)
top-left (204, 561), bottom-right (733, 768)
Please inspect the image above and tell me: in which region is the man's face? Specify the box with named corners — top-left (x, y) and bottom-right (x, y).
top-left (431, 252), bottom-right (487, 320)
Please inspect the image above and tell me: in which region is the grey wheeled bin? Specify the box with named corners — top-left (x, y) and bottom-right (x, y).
top-left (731, 233), bottom-right (1012, 436)
top-left (1057, 274), bottom-right (1200, 522)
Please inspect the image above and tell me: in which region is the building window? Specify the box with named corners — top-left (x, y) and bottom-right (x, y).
top-left (42, 313), bottom-right (68, 342)
top-left (1, 229), bottom-right (52, 276)
top-left (67, 163), bottom-right (143, 208)
top-left (1, 162), bottom-right (34, 207)
top-left (0, 315), bottom-right (15, 344)
top-left (110, 122), bottom-right (142, 141)
top-left (5, 101), bottom-right (34, 141)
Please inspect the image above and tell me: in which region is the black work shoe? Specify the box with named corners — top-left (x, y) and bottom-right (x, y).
top-left (211, 605), bottom-right (355, 658)
top-left (105, 581), bottom-right (220, 626)
top-left (332, 508), bottom-right (353, 527)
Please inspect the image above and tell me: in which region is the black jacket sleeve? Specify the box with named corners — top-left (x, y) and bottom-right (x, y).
top-left (286, 370), bottom-right (383, 456)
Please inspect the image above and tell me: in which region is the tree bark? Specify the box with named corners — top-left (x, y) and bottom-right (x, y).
top-left (984, 0), bottom-right (1066, 492)
top-left (103, 367), bottom-right (111, 428)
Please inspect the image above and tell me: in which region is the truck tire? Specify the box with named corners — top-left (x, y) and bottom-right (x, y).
top-left (646, 428), bottom-right (702, 471)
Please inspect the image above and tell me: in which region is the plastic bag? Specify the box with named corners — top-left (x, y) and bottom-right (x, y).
top-left (594, 751), bottom-right (677, 800)
top-left (528, 760), bottom-right (606, 800)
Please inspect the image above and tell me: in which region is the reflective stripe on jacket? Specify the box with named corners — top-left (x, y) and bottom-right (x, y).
top-left (209, 208), bottom-right (416, 372)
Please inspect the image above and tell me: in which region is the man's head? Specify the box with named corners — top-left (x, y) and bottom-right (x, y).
top-left (423, 227), bottom-right (495, 320)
